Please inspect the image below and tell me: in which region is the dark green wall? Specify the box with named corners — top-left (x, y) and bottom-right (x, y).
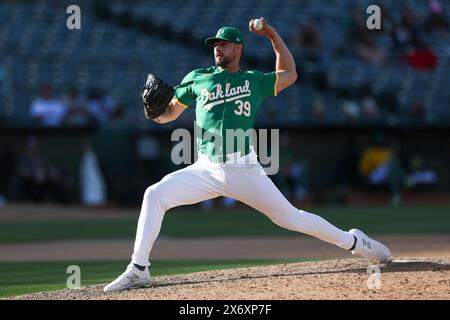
top-left (1, 126), bottom-right (449, 205)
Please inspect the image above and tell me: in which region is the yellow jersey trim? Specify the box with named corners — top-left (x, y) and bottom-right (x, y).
top-left (274, 72), bottom-right (279, 96)
top-left (173, 97), bottom-right (189, 109)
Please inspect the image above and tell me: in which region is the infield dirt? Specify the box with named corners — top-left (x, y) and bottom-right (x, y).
top-left (8, 257), bottom-right (450, 300)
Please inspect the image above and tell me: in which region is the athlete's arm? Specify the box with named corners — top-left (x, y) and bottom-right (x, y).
top-left (152, 98), bottom-right (186, 124)
top-left (249, 18), bottom-right (297, 93)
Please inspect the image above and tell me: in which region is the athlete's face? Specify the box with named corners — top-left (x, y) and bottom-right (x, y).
top-left (214, 40), bottom-right (242, 68)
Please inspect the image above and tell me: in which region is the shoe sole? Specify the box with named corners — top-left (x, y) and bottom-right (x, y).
top-left (349, 229), bottom-right (393, 263)
top-left (104, 280), bottom-right (151, 293)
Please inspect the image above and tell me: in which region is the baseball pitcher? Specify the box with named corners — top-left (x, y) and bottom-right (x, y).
top-left (104, 18), bottom-right (393, 292)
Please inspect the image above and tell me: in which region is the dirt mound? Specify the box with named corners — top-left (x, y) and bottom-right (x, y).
top-left (9, 257), bottom-right (450, 300)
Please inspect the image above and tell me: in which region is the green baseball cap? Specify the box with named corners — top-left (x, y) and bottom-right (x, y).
top-left (205, 27), bottom-right (245, 46)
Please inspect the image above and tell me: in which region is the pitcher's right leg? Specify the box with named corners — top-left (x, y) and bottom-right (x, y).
top-left (131, 163), bottom-right (222, 266)
top-left (104, 163), bottom-right (221, 292)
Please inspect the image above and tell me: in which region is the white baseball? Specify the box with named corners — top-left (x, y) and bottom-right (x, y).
top-left (252, 19), bottom-right (263, 31)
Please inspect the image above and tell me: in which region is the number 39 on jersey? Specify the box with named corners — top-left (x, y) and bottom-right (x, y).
top-left (234, 100), bottom-right (251, 117)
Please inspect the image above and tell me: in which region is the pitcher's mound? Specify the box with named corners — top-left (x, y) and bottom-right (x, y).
top-left (11, 257), bottom-right (450, 300)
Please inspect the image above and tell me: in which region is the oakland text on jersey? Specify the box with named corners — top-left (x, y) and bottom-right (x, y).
top-left (200, 80), bottom-right (251, 111)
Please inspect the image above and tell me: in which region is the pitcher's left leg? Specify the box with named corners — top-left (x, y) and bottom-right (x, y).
top-left (223, 164), bottom-right (355, 250)
top-left (223, 164), bottom-right (392, 262)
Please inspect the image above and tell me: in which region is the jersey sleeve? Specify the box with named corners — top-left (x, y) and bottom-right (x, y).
top-left (258, 71), bottom-right (278, 100)
top-left (173, 71), bottom-right (197, 108)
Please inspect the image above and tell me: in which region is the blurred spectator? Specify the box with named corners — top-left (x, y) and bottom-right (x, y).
top-left (424, 0), bottom-right (449, 33)
top-left (359, 132), bottom-right (404, 205)
top-left (80, 144), bottom-right (107, 206)
top-left (11, 136), bottom-right (73, 203)
top-left (200, 197), bottom-right (237, 211)
top-left (405, 42), bottom-right (438, 70)
top-left (370, 5), bottom-right (395, 55)
top-left (135, 135), bottom-right (163, 194)
top-left (30, 84), bottom-right (67, 127)
top-left (296, 19), bottom-right (322, 51)
top-left (108, 104), bottom-right (127, 126)
top-left (393, 22), bottom-right (419, 49)
top-left (341, 99), bottom-right (361, 121)
top-left (405, 156), bottom-right (438, 190)
top-left (347, 13), bottom-right (387, 65)
top-left (274, 134), bottom-right (310, 201)
top-left (390, 6), bottom-right (439, 70)
top-left (410, 98), bottom-right (427, 121)
top-left (311, 97), bottom-right (325, 120)
top-left (400, 6), bottom-right (421, 33)
top-left (0, 194), bottom-right (6, 206)
top-left (86, 88), bottom-right (118, 125)
top-left (293, 18), bottom-right (330, 90)
top-left (62, 87), bottom-right (96, 126)
top-left (294, 18), bottom-right (326, 66)
top-left (379, 5), bottom-right (396, 36)
top-left (392, 6), bottom-right (422, 48)
top-left (361, 96), bottom-right (379, 120)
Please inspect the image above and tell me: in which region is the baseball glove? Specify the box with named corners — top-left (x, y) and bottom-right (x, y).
top-left (141, 73), bottom-right (174, 120)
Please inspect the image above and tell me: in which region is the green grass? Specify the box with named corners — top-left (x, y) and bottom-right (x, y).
top-left (0, 259), bottom-right (312, 298)
top-left (0, 205), bottom-right (449, 243)
top-left (0, 218), bottom-right (138, 243)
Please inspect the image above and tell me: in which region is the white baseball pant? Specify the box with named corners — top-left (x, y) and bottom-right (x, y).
top-left (131, 151), bottom-right (355, 266)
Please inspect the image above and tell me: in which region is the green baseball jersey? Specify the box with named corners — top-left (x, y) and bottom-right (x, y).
top-left (174, 66), bottom-right (277, 161)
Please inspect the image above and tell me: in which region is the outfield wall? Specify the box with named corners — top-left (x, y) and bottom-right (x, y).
top-left (1, 126), bottom-right (449, 205)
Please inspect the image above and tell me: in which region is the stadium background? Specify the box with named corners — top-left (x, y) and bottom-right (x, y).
top-left (0, 0), bottom-right (449, 299)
